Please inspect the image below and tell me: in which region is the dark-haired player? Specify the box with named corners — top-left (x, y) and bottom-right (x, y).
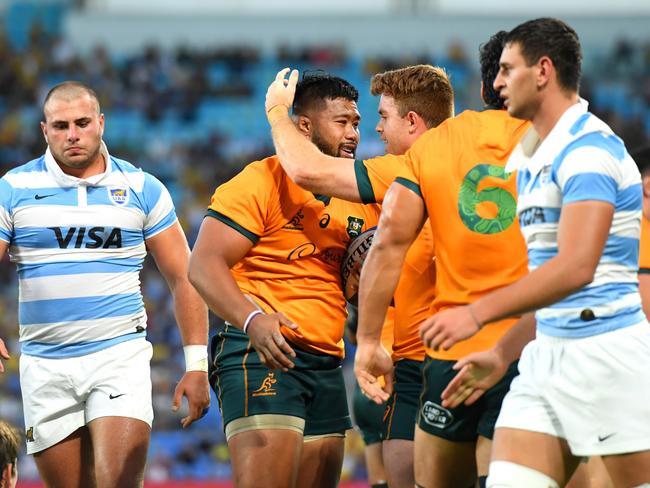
top-left (189, 73), bottom-right (380, 488)
top-left (435, 18), bottom-right (650, 487)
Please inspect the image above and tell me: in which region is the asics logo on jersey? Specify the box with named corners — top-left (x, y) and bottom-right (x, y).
top-left (252, 372), bottom-right (277, 397)
top-left (34, 193), bottom-right (56, 200)
top-left (49, 226), bottom-right (123, 249)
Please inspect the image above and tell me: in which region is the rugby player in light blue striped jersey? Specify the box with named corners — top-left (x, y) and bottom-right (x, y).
top-left (427, 18), bottom-right (650, 488)
top-left (0, 81), bottom-right (209, 488)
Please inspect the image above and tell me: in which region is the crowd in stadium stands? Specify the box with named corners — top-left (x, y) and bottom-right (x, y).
top-left (0, 18), bottom-right (650, 482)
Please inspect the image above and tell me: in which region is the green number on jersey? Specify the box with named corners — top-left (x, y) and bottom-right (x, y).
top-left (458, 164), bottom-right (516, 234)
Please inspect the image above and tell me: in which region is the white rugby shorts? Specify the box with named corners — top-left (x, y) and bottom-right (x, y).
top-left (20, 338), bottom-right (154, 454)
top-left (495, 321), bottom-right (650, 456)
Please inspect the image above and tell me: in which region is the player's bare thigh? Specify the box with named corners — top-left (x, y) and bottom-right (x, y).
top-left (228, 428), bottom-right (303, 488)
top-left (491, 427), bottom-right (581, 486)
top-left (34, 427), bottom-right (96, 488)
top-left (414, 425), bottom-right (476, 488)
top-left (297, 434), bottom-right (345, 488)
top-left (87, 416), bottom-right (150, 488)
top-left (601, 450), bottom-right (650, 487)
top-left (383, 438), bottom-right (414, 488)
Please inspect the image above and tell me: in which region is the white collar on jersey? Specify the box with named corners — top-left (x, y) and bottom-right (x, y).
top-left (505, 98), bottom-right (589, 176)
top-left (44, 140), bottom-right (113, 187)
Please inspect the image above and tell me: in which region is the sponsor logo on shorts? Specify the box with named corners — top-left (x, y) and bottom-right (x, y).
top-left (346, 216), bottom-right (364, 238)
top-left (26, 427), bottom-right (34, 442)
top-left (252, 372), bottom-right (277, 397)
top-left (421, 401), bottom-right (453, 429)
top-left (108, 187), bottom-right (129, 206)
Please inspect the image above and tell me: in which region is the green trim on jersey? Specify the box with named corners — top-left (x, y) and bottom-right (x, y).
top-left (395, 177), bottom-right (422, 198)
top-left (354, 159), bottom-right (377, 204)
top-left (639, 268), bottom-right (650, 274)
top-left (206, 209), bottom-right (259, 244)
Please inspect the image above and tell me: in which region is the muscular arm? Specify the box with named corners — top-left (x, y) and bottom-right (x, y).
top-left (0, 239), bottom-right (10, 372)
top-left (265, 68), bottom-right (362, 201)
top-left (147, 222), bottom-right (209, 347)
top-left (188, 217), bottom-right (258, 328)
top-left (146, 222), bottom-right (210, 427)
top-left (189, 217), bottom-right (297, 370)
top-left (424, 201), bottom-right (615, 351)
top-left (357, 183), bottom-right (426, 343)
top-left (472, 201), bottom-right (613, 323)
top-left (354, 183), bottom-right (425, 403)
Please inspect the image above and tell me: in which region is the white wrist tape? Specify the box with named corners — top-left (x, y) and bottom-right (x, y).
top-left (243, 310), bottom-right (264, 334)
top-left (183, 345), bottom-right (208, 372)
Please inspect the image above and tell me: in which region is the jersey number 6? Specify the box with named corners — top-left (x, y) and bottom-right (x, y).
top-left (458, 164), bottom-right (517, 235)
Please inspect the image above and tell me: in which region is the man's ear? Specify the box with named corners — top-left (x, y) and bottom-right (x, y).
top-left (296, 115), bottom-right (311, 137)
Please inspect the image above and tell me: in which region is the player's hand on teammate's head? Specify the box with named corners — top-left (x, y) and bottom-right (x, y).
top-left (440, 348), bottom-right (508, 409)
top-left (420, 305), bottom-right (482, 351)
top-left (247, 312), bottom-right (298, 372)
top-left (353, 342), bottom-right (393, 405)
top-left (0, 338), bottom-right (9, 373)
top-left (172, 370), bottom-right (211, 428)
top-left (265, 68), bottom-right (299, 116)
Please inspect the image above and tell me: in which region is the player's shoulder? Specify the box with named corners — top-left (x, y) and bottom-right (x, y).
top-left (559, 112), bottom-right (627, 164)
top-left (230, 155), bottom-right (289, 194)
top-left (3, 155), bottom-right (47, 180)
top-left (108, 156), bottom-right (153, 192)
top-left (1, 156), bottom-right (48, 193)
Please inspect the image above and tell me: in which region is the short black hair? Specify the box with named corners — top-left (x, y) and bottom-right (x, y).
top-left (632, 146), bottom-right (650, 176)
top-left (292, 71), bottom-right (358, 116)
top-left (506, 17), bottom-right (582, 93)
top-left (479, 30), bottom-right (508, 109)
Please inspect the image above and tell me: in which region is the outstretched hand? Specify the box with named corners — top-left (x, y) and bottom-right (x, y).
top-left (265, 68), bottom-right (299, 115)
top-left (440, 348), bottom-right (508, 408)
top-left (354, 342), bottom-right (394, 405)
top-left (247, 312), bottom-right (298, 371)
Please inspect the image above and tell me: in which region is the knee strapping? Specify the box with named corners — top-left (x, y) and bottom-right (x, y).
top-left (487, 461), bottom-right (560, 488)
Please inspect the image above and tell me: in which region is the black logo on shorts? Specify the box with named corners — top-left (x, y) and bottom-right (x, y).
top-left (421, 401), bottom-right (453, 429)
top-left (35, 193), bottom-right (55, 200)
top-left (598, 433), bottom-right (616, 442)
top-left (26, 427), bottom-right (34, 442)
top-left (109, 393), bottom-right (126, 400)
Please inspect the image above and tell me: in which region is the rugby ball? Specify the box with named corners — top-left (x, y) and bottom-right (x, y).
top-left (341, 227), bottom-right (376, 305)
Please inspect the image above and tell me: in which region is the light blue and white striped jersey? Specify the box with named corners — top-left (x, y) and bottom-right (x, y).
top-left (506, 100), bottom-right (645, 338)
top-left (0, 142), bottom-right (177, 358)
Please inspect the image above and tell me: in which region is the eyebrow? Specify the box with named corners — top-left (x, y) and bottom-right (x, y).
top-left (51, 117), bottom-right (92, 125)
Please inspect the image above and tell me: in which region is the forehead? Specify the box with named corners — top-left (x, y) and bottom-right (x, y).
top-left (44, 94), bottom-right (99, 121)
top-left (378, 94), bottom-right (400, 114)
top-left (500, 42), bottom-right (524, 64)
top-left (319, 97), bottom-right (360, 118)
